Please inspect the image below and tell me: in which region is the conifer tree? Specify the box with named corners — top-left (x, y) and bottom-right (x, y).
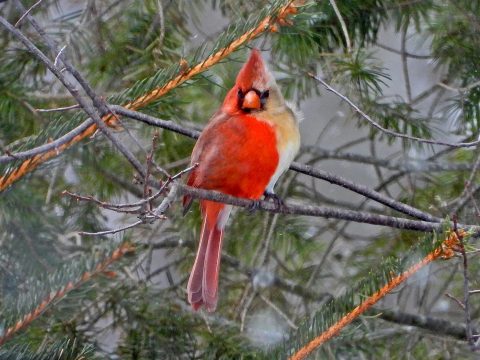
top-left (1, 0), bottom-right (480, 358)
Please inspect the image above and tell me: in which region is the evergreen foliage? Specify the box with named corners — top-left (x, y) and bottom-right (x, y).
top-left (0, 0), bottom-right (479, 358)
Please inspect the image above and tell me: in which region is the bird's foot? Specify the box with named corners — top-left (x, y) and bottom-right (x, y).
top-left (248, 199), bottom-right (261, 214)
top-left (264, 191), bottom-right (285, 209)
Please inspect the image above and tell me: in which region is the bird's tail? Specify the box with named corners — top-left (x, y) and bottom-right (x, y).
top-left (187, 200), bottom-right (231, 312)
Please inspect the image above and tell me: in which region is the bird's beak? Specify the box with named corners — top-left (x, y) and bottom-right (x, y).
top-left (241, 90), bottom-right (261, 110)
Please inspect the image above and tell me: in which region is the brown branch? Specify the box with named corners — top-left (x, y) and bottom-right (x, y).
top-left (289, 231), bottom-right (463, 360)
top-left (0, 243), bottom-right (135, 346)
top-left (455, 221), bottom-right (475, 348)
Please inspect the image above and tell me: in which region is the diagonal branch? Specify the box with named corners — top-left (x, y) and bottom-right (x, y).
top-left (0, 243), bottom-right (134, 346)
top-left (179, 185), bottom-right (477, 234)
top-left (0, 15), bottom-right (146, 178)
top-left (309, 73), bottom-right (480, 148)
top-left (289, 231), bottom-right (463, 360)
top-left (0, 0), bottom-right (297, 191)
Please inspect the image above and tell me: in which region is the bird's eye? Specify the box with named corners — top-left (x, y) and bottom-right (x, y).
top-left (260, 90), bottom-right (269, 99)
top-left (237, 88), bottom-right (244, 98)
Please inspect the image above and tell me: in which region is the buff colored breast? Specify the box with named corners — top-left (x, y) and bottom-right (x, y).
top-left (257, 105), bottom-right (300, 192)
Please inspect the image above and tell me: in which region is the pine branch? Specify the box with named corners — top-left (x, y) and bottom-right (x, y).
top-left (286, 230), bottom-right (464, 360)
top-left (0, 243), bottom-right (134, 346)
top-left (0, 14), bottom-right (147, 178)
top-left (0, 0), bottom-right (297, 192)
top-left (0, 338), bottom-right (93, 360)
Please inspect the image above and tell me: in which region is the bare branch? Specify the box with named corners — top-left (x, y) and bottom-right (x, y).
top-left (35, 104), bottom-right (80, 112)
top-left (309, 73), bottom-right (480, 148)
top-left (179, 185), bottom-right (475, 234)
top-left (376, 42), bottom-right (432, 59)
top-left (14, 0), bottom-right (42, 27)
top-left (79, 220), bottom-right (144, 236)
top-left (373, 308), bottom-right (478, 341)
top-left (0, 119), bottom-right (94, 164)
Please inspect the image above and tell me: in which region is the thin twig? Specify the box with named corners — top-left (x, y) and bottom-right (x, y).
top-left (35, 104), bottom-right (80, 112)
top-left (438, 80), bottom-right (480, 93)
top-left (14, 0), bottom-right (43, 27)
top-left (63, 164), bottom-right (197, 213)
top-left (308, 73), bottom-right (480, 148)
top-left (401, 25), bottom-right (412, 103)
top-left (79, 220), bottom-right (144, 236)
top-left (54, 45), bottom-right (66, 67)
top-left (72, 164), bottom-right (196, 235)
top-left (259, 294), bottom-right (298, 330)
top-left (445, 293), bottom-right (466, 310)
top-left (449, 151), bottom-right (480, 210)
top-left (376, 42), bottom-right (432, 59)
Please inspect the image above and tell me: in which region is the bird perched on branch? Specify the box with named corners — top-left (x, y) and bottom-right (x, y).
top-left (183, 49), bottom-right (301, 312)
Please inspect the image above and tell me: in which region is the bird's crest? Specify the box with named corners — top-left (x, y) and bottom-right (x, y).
top-left (235, 49), bottom-right (273, 92)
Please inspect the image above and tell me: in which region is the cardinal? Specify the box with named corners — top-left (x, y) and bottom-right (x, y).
top-left (183, 49), bottom-right (301, 312)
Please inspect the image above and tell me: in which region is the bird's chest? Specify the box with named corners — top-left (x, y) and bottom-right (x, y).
top-left (256, 110), bottom-right (301, 191)
top-left (208, 116), bottom-right (279, 198)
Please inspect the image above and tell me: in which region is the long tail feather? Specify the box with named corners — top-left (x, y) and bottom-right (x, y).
top-left (187, 201), bottom-right (230, 312)
top-left (187, 211), bottom-right (210, 309)
top-left (203, 225), bottom-right (223, 311)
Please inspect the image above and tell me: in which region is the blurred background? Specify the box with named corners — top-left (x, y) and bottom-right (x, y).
top-left (1, 0), bottom-right (479, 358)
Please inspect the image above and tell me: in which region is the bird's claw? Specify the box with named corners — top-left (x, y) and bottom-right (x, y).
top-left (264, 191), bottom-right (285, 209)
top-left (248, 200), bottom-right (261, 214)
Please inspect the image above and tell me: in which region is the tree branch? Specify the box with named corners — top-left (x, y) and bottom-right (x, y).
top-left (372, 308), bottom-right (478, 341)
top-left (0, 243), bottom-right (134, 346)
top-left (178, 185), bottom-right (475, 234)
top-left (309, 73), bottom-right (480, 148)
top-left (288, 231), bottom-right (462, 360)
top-left (0, 0), bottom-right (298, 191)
top-left (0, 15), bottom-right (147, 177)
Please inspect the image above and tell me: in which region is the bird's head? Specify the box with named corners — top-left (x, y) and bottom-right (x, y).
top-left (222, 49), bottom-right (285, 115)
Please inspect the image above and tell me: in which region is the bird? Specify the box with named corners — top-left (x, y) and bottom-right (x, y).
top-left (183, 49), bottom-right (301, 312)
